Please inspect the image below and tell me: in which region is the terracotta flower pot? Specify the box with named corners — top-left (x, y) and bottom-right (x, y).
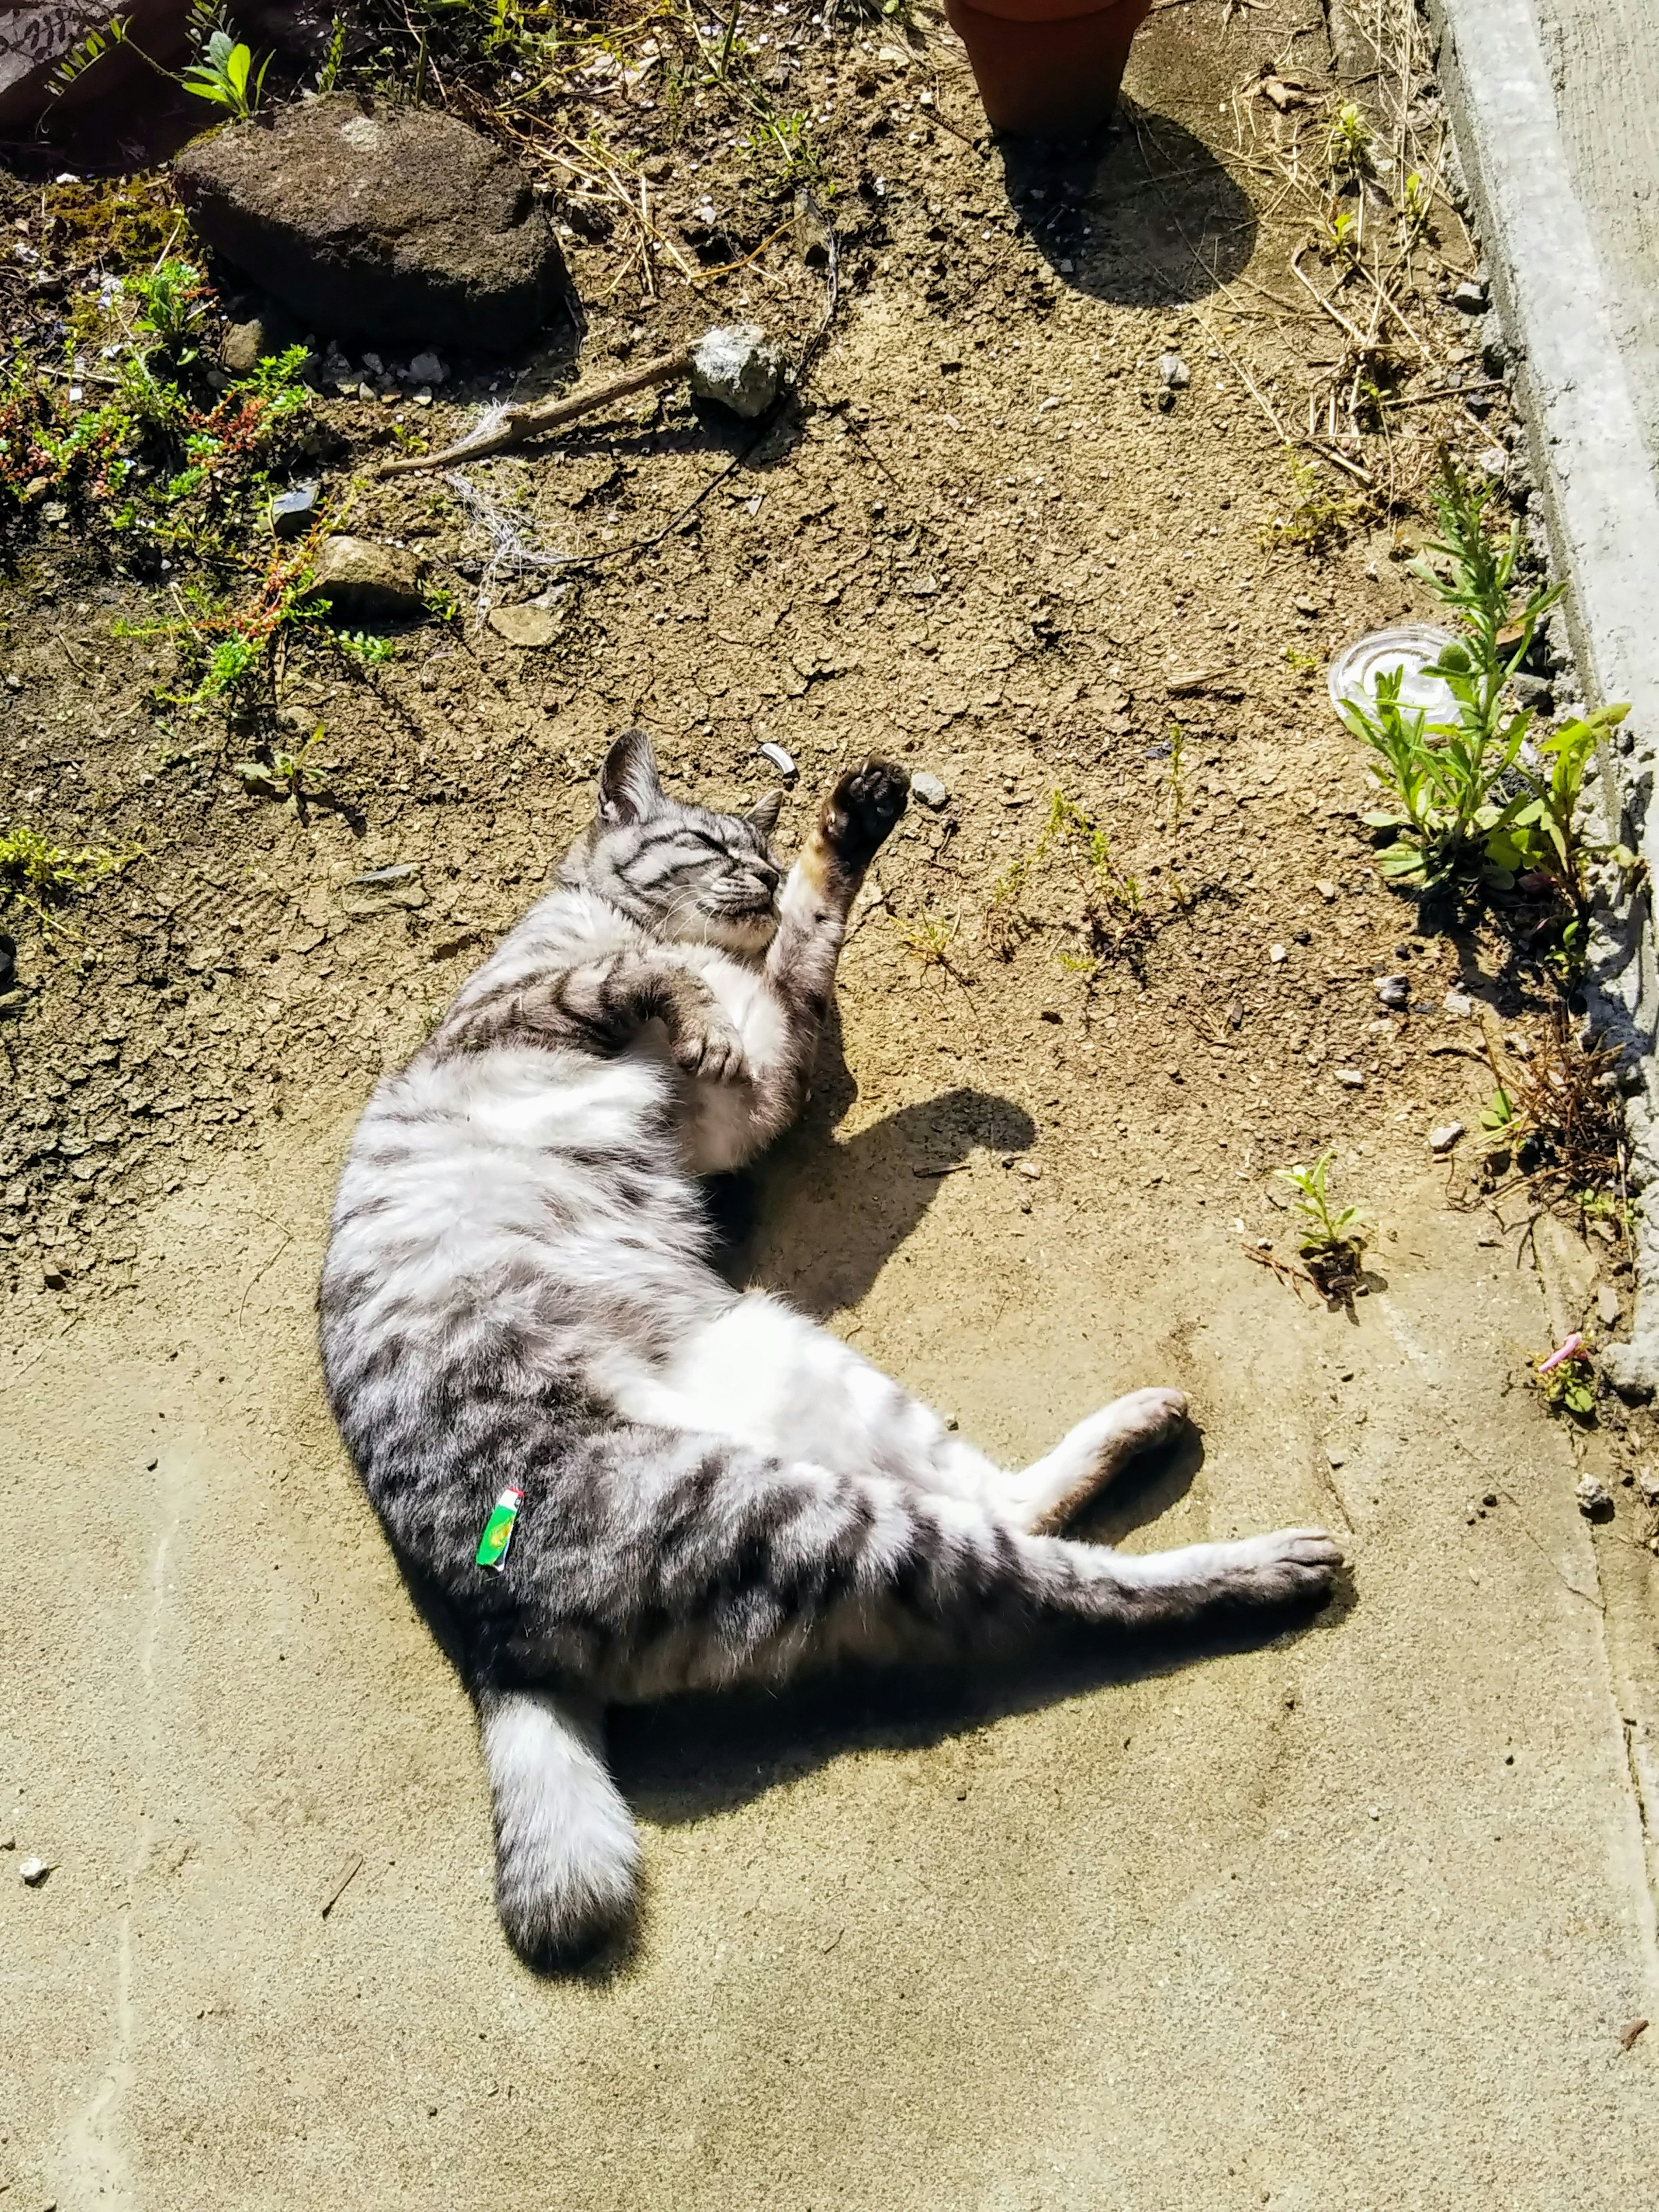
top-left (944, 0), bottom-right (1155, 138)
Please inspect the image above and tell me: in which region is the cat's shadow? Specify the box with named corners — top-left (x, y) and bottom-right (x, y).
top-left (704, 1006), bottom-right (1038, 1316)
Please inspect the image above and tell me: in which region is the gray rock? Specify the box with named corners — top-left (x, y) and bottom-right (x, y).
top-left (408, 350), bottom-right (448, 387)
top-left (911, 770), bottom-right (949, 810)
top-left (1575, 1473), bottom-right (1613, 1520)
top-left (1374, 974), bottom-right (1411, 1008)
top-left (1598, 1338), bottom-right (1656, 1403)
top-left (1429, 1121), bottom-right (1464, 1155)
top-left (1157, 351), bottom-right (1190, 389)
top-left (1452, 276), bottom-right (1489, 313)
top-left (220, 305), bottom-right (298, 377)
top-left (19, 1854), bottom-right (49, 1885)
top-left (1637, 1469), bottom-right (1659, 1508)
top-left (270, 482), bottom-right (319, 540)
top-left (0, 0), bottom-right (187, 129)
top-left (175, 96), bottom-right (565, 352)
top-left (1597, 1284), bottom-right (1623, 1326)
top-left (1335, 1068), bottom-right (1366, 1089)
top-left (487, 594), bottom-right (568, 649)
top-left (687, 324), bottom-right (785, 418)
top-left (311, 536), bottom-right (426, 621)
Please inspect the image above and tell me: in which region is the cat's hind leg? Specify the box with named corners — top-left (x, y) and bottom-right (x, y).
top-left (1009, 1386), bottom-right (1192, 1535)
top-left (477, 1683), bottom-right (640, 1969)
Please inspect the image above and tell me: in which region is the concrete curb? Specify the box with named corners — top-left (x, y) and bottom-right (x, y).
top-left (1431, 0), bottom-right (1659, 1392)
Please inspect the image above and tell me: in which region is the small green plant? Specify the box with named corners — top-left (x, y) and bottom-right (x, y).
top-left (0, 821), bottom-right (136, 924)
top-left (1279, 1150), bottom-right (1365, 1249)
top-left (1324, 205), bottom-right (1363, 267)
top-left (334, 629), bottom-right (398, 667)
top-left (1325, 102), bottom-right (1376, 184)
top-left (127, 259), bottom-right (206, 362)
top-left (232, 721), bottom-right (334, 811)
top-left (316, 14), bottom-right (346, 93)
top-left (1342, 455), bottom-right (1632, 909)
top-left (1265, 452), bottom-right (1370, 552)
top-left (1532, 1339), bottom-right (1596, 1418)
top-left (46, 12), bottom-right (133, 100)
top-left (1481, 1086), bottom-right (1516, 1135)
top-left (893, 903), bottom-right (959, 969)
top-left (1399, 169), bottom-right (1434, 242)
top-left (182, 27), bottom-right (271, 116)
top-left (1278, 1150), bottom-right (1369, 1299)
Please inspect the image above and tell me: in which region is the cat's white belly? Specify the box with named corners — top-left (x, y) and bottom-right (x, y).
top-left (636, 947), bottom-right (793, 1176)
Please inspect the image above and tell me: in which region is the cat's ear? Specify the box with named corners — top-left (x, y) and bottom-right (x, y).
top-left (746, 789), bottom-right (784, 837)
top-left (597, 729), bottom-right (664, 826)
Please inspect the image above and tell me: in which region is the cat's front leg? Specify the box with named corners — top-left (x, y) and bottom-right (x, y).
top-left (748, 757), bottom-right (909, 1131)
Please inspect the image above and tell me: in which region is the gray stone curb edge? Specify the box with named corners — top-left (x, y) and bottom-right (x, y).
top-left (1431, 0), bottom-right (1659, 1391)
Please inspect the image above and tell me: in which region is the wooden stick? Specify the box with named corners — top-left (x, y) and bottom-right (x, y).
top-left (378, 346), bottom-right (693, 479)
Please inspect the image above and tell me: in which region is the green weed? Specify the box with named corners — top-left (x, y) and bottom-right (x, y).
top-left (1278, 1150), bottom-right (1369, 1298)
top-left (1325, 102), bottom-right (1376, 185)
top-left (0, 821), bottom-right (137, 924)
top-left (892, 903), bottom-right (959, 969)
top-left (184, 25), bottom-right (270, 114)
top-left (1264, 452), bottom-right (1370, 552)
top-left (232, 721), bottom-right (336, 811)
top-left (1342, 455), bottom-right (1631, 912)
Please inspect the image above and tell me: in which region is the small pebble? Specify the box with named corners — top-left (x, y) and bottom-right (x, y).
top-left (1157, 351), bottom-right (1190, 390)
top-left (408, 350), bottom-right (448, 386)
top-left (1017, 1159), bottom-right (1041, 1180)
top-left (1429, 1122), bottom-right (1465, 1155)
top-left (911, 769), bottom-right (948, 810)
top-left (1269, 943), bottom-right (1287, 963)
top-left (1375, 974), bottom-right (1410, 1008)
top-left (270, 481), bottom-right (319, 540)
top-left (1335, 1068), bottom-right (1365, 1089)
top-left (1452, 277), bottom-right (1489, 312)
top-left (1443, 991), bottom-right (1473, 1017)
top-left (1576, 1474), bottom-right (1613, 1520)
top-left (20, 1855), bottom-right (50, 1885)
top-left (1596, 1284), bottom-right (1621, 1325)
top-left (1636, 1469), bottom-right (1659, 1508)
top-left (1314, 880), bottom-right (1337, 901)
top-left (756, 741), bottom-right (796, 779)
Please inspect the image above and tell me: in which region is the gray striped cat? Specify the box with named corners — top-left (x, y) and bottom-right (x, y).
top-left (319, 731), bottom-right (1341, 1967)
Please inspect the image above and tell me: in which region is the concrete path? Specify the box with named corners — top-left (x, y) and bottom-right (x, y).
top-left (5, 1103), bottom-right (1656, 2210)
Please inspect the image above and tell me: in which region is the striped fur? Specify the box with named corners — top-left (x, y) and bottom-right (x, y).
top-left (319, 733), bottom-right (1341, 1967)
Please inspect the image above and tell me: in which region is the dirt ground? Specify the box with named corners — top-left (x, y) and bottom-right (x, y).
top-left (3, 3), bottom-right (1658, 2206)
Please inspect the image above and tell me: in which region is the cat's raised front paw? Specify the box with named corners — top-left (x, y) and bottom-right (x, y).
top-left (820, 758), bottom-right (909, 871)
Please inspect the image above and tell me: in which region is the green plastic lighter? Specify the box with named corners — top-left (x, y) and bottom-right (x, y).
top-left (475, 1486), bottom-right (523, 1571)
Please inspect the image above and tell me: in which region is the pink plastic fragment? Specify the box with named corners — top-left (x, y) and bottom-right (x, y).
top-left (1536, 1333), bottom-right (1586, 1376)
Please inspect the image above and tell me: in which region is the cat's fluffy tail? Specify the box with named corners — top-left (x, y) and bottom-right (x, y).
top-left (478, 1686), bottom-right (640, 1967)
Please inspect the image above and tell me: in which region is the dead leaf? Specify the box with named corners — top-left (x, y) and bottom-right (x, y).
top-left (1259, 73), bottom-right (1316, 112)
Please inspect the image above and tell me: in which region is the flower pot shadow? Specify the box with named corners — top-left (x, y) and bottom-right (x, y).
top-left (995, 101), bottom-right (1257, 307)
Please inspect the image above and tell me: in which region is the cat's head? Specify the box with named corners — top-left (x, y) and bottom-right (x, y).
top-left (566, 730), bottom-right (785, 954)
